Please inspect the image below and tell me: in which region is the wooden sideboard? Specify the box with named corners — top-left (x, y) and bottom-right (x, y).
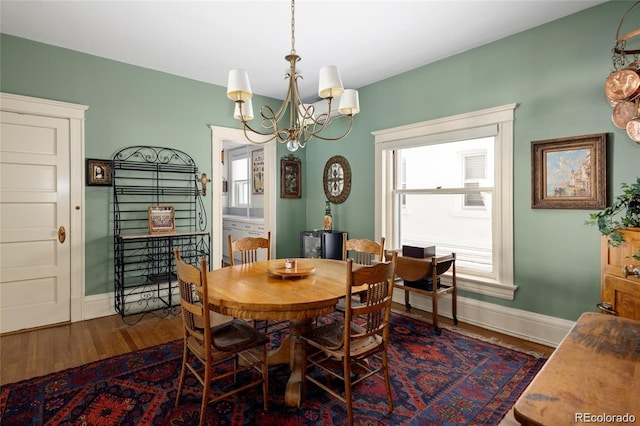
top-left (600, 227), bottom-right (640, 320)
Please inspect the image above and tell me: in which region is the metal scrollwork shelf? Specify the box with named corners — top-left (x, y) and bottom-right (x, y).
top-left (113, 146), bottom-right (210, 324)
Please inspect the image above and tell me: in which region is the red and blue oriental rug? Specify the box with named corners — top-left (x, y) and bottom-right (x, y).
top-left (0, 313), bottom-right (545, 425)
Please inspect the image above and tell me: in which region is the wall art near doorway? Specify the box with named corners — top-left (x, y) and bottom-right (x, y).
top-left (86, 158), bottom-right (112, 186)
top-left (281, 154), bottom-right (301, 198)
top-left (252, 148), bottom-right (264, 194)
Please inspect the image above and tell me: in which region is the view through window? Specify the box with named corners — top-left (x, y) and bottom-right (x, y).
top-left (230, 150), bottom-right (249, 207)
top-left (396, 138), bottom-right (493, 275)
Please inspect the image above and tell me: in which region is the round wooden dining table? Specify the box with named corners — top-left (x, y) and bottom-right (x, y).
top-left (206, 258), bottom-right (363, 408)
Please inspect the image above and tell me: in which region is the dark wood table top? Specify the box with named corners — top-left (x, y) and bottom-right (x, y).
top-left (514, 312), bottom-right (640, 425)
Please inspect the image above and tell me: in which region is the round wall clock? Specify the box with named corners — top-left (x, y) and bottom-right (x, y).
top-left (323, 155), bottom-right (351, 204)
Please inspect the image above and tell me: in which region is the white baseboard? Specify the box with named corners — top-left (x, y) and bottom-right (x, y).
top-left (83, 290), bottom-right (573, 348)
top-left (392, 291), bottom-right (574, 348)
top-left (83, 293), bottom-right (116, 320)
top-left (83, 288), bottom-right (178, 321)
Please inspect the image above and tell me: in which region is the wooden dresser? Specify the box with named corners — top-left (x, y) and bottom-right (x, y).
top-left (600, 227), bottom-right (640, 320)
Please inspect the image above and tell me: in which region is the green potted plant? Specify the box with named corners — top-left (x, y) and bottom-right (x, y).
top-left (586, 177), bottom-right (640, 261)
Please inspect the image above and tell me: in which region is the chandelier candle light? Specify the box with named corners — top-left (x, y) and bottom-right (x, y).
top-left (226, 0), bottom-right (360, 152)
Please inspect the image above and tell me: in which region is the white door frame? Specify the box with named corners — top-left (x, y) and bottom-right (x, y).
top-left (1, 92), bottom-right (87, 323)
top-left (209, 126), bottom-right (276, 268)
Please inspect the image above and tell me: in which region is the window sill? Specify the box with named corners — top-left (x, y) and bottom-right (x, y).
top-left (441, 273), bottom-right (518, 300)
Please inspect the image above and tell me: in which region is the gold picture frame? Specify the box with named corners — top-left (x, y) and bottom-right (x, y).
top-left (531, 133), bottom-right (607, 209)
top-left (86, 159), bottom-right (112, 186)
top-left (148, 206), bottom-right (176, 234)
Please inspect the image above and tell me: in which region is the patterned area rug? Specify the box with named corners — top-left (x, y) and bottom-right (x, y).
top-left (0, 313), bottom-right (545, 425)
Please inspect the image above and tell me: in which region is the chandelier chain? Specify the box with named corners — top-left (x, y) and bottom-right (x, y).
top-left (290, 0), bottom-right (296, 55)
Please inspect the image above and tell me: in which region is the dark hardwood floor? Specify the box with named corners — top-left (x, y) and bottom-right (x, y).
top-left (0, 303), bottom-right (554, 387)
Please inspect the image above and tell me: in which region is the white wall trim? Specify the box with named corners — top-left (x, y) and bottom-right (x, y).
top-left (83, 284), bottom-right (176, 320)
top-left (83, 293), bottom-right (116, 320)
top-left (392, 291), bottom-right (574, 348)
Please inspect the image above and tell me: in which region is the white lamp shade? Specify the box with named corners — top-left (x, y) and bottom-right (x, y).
top-left (318, 66), bottom-right (344, 99)
top-left (233, 99), bottom-right (254, 121)
top-left (227, 69), bottom-right (253, 101)
top-left (338, 89), bottom-right (360, 115)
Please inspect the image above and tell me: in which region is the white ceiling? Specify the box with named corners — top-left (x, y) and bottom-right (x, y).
top-left (1, 1), bottom-right (606, 101)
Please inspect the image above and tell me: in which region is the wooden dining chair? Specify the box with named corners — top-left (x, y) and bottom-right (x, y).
top-left (337, 236), bottom-right (386, 310)
top-left (228, 231), bottom-right (285, 334)
top-left (174, 249), bottom-right (269, 426)
top-left (301, 251), bottom-right (397, 426)
top-left (342, 236), bottom-right (385, 265)
top-left (228, 231), bottom-right (271, 266)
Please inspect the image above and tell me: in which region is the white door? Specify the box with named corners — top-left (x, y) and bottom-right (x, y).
top-left (0, 111), bottom-right (72, 333)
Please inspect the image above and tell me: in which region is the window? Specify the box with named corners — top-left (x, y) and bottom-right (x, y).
top-left (230, 149), bottom-right (249, 207)
top-left (463, 153), bottom-right (487, 208)
top-left (373, 104), bottom-right (517, 300)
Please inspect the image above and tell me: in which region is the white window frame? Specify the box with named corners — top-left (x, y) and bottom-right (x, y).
top-left (373, 103), bottom-right (517, 300)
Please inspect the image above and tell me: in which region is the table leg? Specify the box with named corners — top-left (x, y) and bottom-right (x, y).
top-left (267, 336), bottom-right (290, 365)
top-left (284, 318), bottom-right (314, 408)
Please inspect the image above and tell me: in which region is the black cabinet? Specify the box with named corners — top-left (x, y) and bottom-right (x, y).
top-left (300, 230), bottom-right (346, 260)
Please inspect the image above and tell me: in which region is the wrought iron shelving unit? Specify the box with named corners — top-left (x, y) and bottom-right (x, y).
top-left (113, 146), bottom-right (210, 323)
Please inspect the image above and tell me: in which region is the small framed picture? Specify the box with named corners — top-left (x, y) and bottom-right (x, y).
top-left (86, 159), bottom-right (112, 186)
top-left (531, 133), bottom-right (607, 209)
top-left (252, 149), bottom-right (265, 194)
top-left (281, 155), bottom-right (301, 198)
top-left (148, 206), bottom-right (176, 234)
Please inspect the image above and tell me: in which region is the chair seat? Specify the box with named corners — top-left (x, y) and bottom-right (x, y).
top-left (334, 297), bottom-right (365, 312)
top-left (304, 320), bottom-right (382, 357)
top-left (210, 318), bottom-right (270, 351)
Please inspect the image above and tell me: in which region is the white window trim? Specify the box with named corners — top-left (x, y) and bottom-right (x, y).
top-left (373, 103), bottom-right (518, 300)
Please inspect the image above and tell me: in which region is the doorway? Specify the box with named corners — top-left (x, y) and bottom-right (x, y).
top-left (209, 126), bottom-right (276, 268)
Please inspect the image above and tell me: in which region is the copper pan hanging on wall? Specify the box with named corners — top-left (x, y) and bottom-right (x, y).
top-left (627, 118), bottom-right (640, 142)
top-left (606, 1), bottom-right (640, 143)
top-left (604, 68), bottom-right (640, 101)
top-left (612, 100), bottom-right (639, 129)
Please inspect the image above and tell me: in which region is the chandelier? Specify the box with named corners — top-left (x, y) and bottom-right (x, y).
top-left (226, 0), bottom-right (360, 152)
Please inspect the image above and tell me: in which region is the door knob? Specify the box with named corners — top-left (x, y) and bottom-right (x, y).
top-left (58, 226), bottom-right (66, 244)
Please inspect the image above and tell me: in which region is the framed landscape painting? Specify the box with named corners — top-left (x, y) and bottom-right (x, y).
top-left (531, 133), bottom-right (607, 209)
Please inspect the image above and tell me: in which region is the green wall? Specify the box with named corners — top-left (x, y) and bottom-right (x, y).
top-left (0, 33), bottom-right (304, 294)
top-left (302, 1), bottom-right (639, 321)
top-left (1, 1), bottom-right (639, 321)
